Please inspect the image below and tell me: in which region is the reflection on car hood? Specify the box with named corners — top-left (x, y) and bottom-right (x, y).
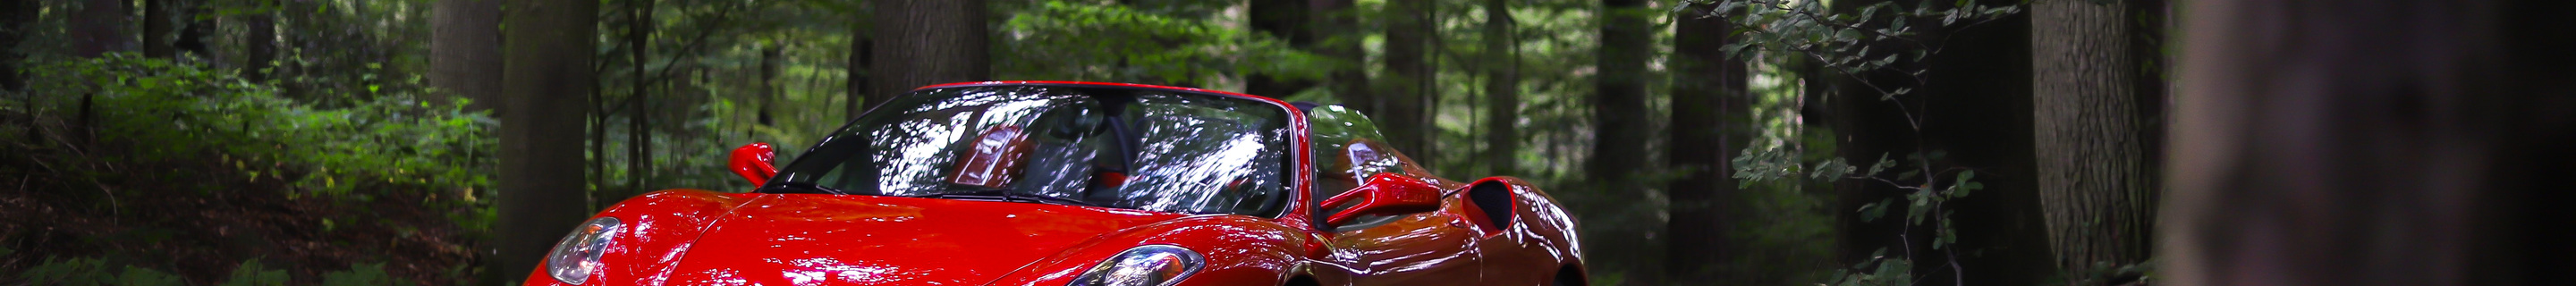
top-left (657, 194), bottom-right (1188, 285)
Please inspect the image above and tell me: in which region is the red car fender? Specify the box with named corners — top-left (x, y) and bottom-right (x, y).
top-left (522, 189), bottom-right (766, 286)
top-left (977, 214), bottom-right (1318, 286)
top-left (1507, 178), bottom-right (1588, 280)
top-left (1459, 176), bottom-right (1587, 284)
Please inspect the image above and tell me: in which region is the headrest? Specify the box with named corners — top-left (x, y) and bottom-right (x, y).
top-left (949, 125), bottom-right (1032, 189)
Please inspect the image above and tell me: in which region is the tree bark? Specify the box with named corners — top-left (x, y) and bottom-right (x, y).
top-left (1379, 0), bottom-right (1432, 159)
top-left (485, 0), bottom-right (597, 283)
top-left (869, 0), bottom-right (988, 104)
top-left (1479, 0), bottom-right (1517, 176)
top-left (627, 0), bottom-right (654, 204)
top-left (433, 0), bottom-right (505, 112)
top-left (2163, 0), bottom-right (2576, 285)
top-left (1, 0), bottom-right (33, 91)
top-left (245, 0), bottom-right (275, 82)
top-left (758, 44), bottom-right (780, 126)
top-left (174, 0), bottom-right (212, 56)
top-left (846, 13), bottom-right (873, 118)
top-left (1665, 2), bottom-right (1750, 281)
top-left (1592, 0), bottom-right (1649, 190)
top-left (1592, 0), bottom-right (1655, 280)
top-left (143, 0), bottom-right (174, 58)
top-left (1244, 0), bottom-right (1312, 98)
top-left (2030, 0), bottom-right (2154, 278)
top-left (72, 0), bottom-right (130, 56)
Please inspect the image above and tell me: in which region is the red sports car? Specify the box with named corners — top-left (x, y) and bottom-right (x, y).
top-left (522, 81), bottom-right (1586, 286)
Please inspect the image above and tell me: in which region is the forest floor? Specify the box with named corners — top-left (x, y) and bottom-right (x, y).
top-left (0, 149), bottom-right (481, 285)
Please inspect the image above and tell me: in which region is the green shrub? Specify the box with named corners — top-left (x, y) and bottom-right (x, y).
top-left (16, 257), bottom-right (186, 286)
top-left (12, 53), bottom-right (495, 204)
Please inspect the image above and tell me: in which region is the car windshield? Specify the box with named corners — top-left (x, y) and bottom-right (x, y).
top-left (767, 85), bottom-right (1294, 216)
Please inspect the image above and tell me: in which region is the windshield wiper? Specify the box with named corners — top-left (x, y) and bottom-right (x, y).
top-left (763, 181), bottom-right (849, 195)
top-left (905, 189), bottom-right (1103, 207)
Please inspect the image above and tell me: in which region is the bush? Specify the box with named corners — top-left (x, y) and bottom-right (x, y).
top-left (3, 54), bottom-right (494, 283)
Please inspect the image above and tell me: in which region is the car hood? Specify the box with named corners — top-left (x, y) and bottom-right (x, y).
top-left (654, 193), bottom-right (1189, 285)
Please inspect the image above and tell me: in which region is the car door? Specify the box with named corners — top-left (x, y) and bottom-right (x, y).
top-left (1329, 200), bottom-right (1485, 285)
top-left (1304, 105), bottom-right (1485, 285)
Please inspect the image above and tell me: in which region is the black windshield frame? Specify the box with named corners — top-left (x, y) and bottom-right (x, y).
top-left (758, 83), bottom-right (1306, 217)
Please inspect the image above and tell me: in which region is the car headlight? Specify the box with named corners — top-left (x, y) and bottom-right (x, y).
top-left (546, 216), bottom-right (623, 284)
top-left (1068, 245), bottom-right (1205, 286)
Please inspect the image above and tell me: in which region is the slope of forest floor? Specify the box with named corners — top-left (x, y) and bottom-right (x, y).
top-left (1, 142), bottom-right (479, 285)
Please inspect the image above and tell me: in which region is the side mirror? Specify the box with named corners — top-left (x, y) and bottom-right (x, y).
top-left (1320, 173), bottom-right (1443, 226)
top-left (729, 142), bottom-right (779, 186)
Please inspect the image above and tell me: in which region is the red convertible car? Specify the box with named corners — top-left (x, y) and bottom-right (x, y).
top-left (523, 81), bottom-right (1585, 286)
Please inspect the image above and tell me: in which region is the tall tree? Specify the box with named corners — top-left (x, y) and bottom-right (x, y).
top-left (626, 0), bottom-right (655, 204)
top-left (486, 0), bottom-right (597, 282)
top-left (72, 0), bottom-right (129, 56)
top-left (1379, 0), bottom-right (1432, 157)
top-left (143, 0), bottom-right (175, 58)
top-left (1592, 0), bottom-right (1654, 280)
top-left (1311, 0), bottom-right (1367, 112)
top-left (244, 0), bottom-right (276, 81)
top-left (868, 0), bottom-right (988, 103)
top-left (1592, 0), bottom-right (1649, 189)
top-left (1479, 0), bottom-right (1517, 176)
top-left (1, 0), bottom-right (33, 91)
top-left (846, 10), bottom-right (874, 118)
top-left (2163, 0), bottom-right (2576, 285)
top-left (1665, 1), bottom-right (1750, 281)
top-left (1244, 0), bottom-right (1312, 98)
top-left (2030, 0), bottom-right (2153, 280)
top-left (433, 0), bottom-right (505, 112)
top-left (174, 0), bottom-right (213, 56)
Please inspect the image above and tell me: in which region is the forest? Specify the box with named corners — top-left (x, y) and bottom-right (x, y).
top-left (2, 0), bottom-right (2572, 285)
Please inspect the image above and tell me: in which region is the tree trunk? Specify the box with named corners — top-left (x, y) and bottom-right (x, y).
top-left (1593, 0), bottom-right (1655, 280)
top-left (626, 0), bottom-right (654, 204)
top-left (1244, 0), bottom-right (1311, 98)
top-left (174, 0), bottom-right (212, 56)
top-left (142, 0), bottom-right (174, 58)
top-left (485, 0), bottom-right (597, 283)
top-left (2, 0), bottom-right (33, 91)
top-left (2030, 0), bottom-right (2154, 279)
top-left (433, 0), bottom-right (505, 112)
top-left (1379, 0), bottom-right (1431, 158)
top-left (758, 44), bottom-right (779, 126)
top-left (1310, 0), bottom-right (1367, 112)
top-left (1665, 2), bottom-right (1750, 281)
top-left (1592, 0), bottom-right (1649, 192)
top-left (2163, 0), bottom-right (2576, 285)
top-left (72, 0), bottom-right (129, 56)
top-left (869, 0), bottom-right (988, 104)
top-left (245, 0), bottom-right (275, 82)
top-left (846, 15), bottom-right (873, 118)
top-left (1478, 0), bottom-right (1517, 176)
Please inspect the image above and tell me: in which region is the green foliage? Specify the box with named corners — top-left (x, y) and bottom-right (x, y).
top-left (998, 1), bottom-right (1335, 84)
top-left (17, 257), bottom-right (406, 285)
top-left (5, 54), bottom-right (493, 283)
top-left (16, 257), bottom-right (185, 286)
top-left (1825, 248), bottom-right (1915, 286)
top-left (1707, 0), bottom-right (2025, 283)
top-left (1699, 0), bottom-right (2020, 97)
top-left (318, 263), bottom-right (404, 285)
top-left (216, 259), bottom-right (292, 286)
top-left (17, 54), bottom-right (495, 201)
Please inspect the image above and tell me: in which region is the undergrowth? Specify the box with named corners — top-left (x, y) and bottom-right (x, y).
top-left (1, 54), bottom-right (495, 285)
